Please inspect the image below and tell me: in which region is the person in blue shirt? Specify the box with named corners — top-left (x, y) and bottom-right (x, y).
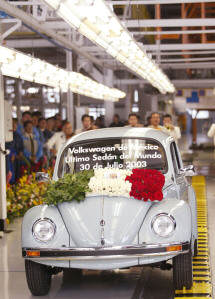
top-left (21, 120), bottom-right (43, 171)
top-left (5, 118), bottom-right (24, 183)
top-left (32, 111), bottom-right (42, 129)
top-left (17, 111), bottom-right (39, 139)
top-left (38, 117), bottom-right (53, 143)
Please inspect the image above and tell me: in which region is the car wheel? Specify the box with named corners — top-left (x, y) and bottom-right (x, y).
top-left (194, 239), bottom-right (198, 257)
top-left (173, 250), bottom-right (193, 290)
top-left (25, 260), bottom-right (52, 296)
top-left (63, 268), bottom-right (83, 283)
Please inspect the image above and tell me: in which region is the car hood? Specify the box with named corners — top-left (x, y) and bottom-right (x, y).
top-left (58, 196), bottom-right (152, 247)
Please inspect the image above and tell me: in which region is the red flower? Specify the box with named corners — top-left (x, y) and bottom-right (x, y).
top-left (125, 169), bottom-right (165, 202)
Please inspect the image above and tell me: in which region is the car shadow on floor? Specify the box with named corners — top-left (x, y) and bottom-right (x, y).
top-left (50, 267), bottom-right (175, 299)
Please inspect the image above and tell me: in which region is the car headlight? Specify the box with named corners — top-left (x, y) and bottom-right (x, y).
top-left (32, 218), bottom-right (56, 242)
top-left (151, 213), bottom-right (176, 237)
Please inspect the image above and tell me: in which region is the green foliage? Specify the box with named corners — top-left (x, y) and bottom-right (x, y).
top-left (43, 170), bottom-right (94, 205)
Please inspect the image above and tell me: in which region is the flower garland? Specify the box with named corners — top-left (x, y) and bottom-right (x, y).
top-left (7, 168), bottom-right (165, 220)
top-left (43, 168), bottom-right (165, 205)
top-left (88, 168), bottom-right (132, 197)
top-left (125, 169), bottom-right (165, 202)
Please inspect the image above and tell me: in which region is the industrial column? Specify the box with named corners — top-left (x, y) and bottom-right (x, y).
top-left (0, 70), bottom-right (7, 233)
top-left (104, 69), bottom-right (114, 127)
top-left (201, 2), bottom-right (207, 43)
top-left (16, 79), bottom-right (22, 121)
top-left (155, 3), bottom-right (161, 64)
top-left (66, 50), bottom-right (74, 128)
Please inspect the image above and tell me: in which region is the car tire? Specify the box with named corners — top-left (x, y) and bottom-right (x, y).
top-left (173, 250), bottom-right (193, 290)
top-left (25, 260), bottom-right (52, 296)
top-left (194, 239), bottom-right (198, 257)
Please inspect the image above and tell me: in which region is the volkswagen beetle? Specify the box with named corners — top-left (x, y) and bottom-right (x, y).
top-left (22, 127), bottom-right (197, 296)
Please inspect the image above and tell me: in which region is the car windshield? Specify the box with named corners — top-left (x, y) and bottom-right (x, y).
top-left (57, 138), bottom-right (168, 178)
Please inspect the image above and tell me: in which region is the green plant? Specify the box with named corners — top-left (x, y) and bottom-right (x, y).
top-left (43, 170), bottom-right (94, 206)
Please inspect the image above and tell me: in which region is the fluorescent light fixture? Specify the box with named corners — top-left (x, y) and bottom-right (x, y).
top-left (42, 0), bottom-right (175, 94)
top-left (0, 45), bottom-right (125, 102)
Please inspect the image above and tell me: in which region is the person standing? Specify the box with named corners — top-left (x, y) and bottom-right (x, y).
top-left (127, 113), bottom-right (143, 127)
top-left (46, 121), bottom-right (73, 157)
top-left (95, 116), bottom-right (105, 128)
top-left (32, 111), bottom-right (42, 128)
top-left (148, 112), bottom-right (164, 130)
top-left (21, 120), bottom-right (43, 172)
top-left (5, 118), bottom-right (24, 183)
top-left (38, 117), bottom-right (53, 143)
top-left (46, 117), bottom-right (55, 138)
top-left (55, 119), bottom-right (63, 132)
top-left (163, 114), bottom-right (181, 142)
top-left (75, 114), bottom-right (96, 135)
top-left (148, 112), bottom-right (172, 136)
top-left (17, 111), bottom-right (39, 138)
top-left (144, 116), bottom-right (151, 127)
top-left (110, 114), bottom-right (124, 127)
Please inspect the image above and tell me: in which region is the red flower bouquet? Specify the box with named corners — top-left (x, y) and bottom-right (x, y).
top-left (125, 169), bottom-right (165, 202)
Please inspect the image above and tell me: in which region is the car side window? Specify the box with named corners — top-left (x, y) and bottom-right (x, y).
top-left (170, 142), bottom-right (181, 175)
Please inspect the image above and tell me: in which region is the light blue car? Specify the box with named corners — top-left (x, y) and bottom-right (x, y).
top-left (22, 127), bottom-right (197, 296)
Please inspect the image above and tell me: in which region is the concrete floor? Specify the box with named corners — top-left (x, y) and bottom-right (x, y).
top-left (0, 135), bottom-right (214, 299)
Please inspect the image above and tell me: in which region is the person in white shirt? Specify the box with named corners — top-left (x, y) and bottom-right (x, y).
top-left (162, 114), bottom-right (181, 142)
top-left (148, 113), bottom-right (166, 131)
top-left (75, 114), bottom-right (96, 135)
top-left (46, 121), bottom-right (73, 156)
top-left (207, 123), bottom-right (215, 146)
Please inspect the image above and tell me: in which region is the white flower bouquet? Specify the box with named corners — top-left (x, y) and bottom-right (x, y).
top-left (88, 168), bottom-right (132, 197)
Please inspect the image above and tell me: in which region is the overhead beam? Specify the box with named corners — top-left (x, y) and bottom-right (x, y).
top-left (132, 29), bottom-right (215, 35)
top-left (115, 79), bottom-right (215, 88)
top-left (22, 20), bottom-right (215, 35)
top-left (0, 0), bottom-right (112, 69)
top-left (80, 58), bottom-right (215, 70)
top-left (152, 50), bottom-right (215, 56)
top-left (10, 40), bottom-right (215, 56)
top-left (78, 44), bottom-right (215, 53)
top-left (146, 43), bottom-right (215, 51)
top-left (161, 62), bottom-right (215, 69)
top-left (125, 18), bottom-right (215, 28)
top-left (161, 57), bottom-right (215, 62)
top-left (109, 0), bottom-right (215, 4)
top-left (5, 38), bottom-right (55, 48)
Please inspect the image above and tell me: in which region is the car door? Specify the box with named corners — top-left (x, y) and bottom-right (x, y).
top-left (170, 141), bottom-right (188, 201)
top-left (170, 142), bottom-right (197, 250)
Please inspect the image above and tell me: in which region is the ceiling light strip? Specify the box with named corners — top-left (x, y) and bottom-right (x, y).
top-left (0, 45), bottom-right (125, 101)
top-left (41, 0), bottom-right (175, 94)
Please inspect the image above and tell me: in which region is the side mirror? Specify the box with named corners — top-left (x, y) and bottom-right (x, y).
top-left (179, 165), bottom-right (195, 177)
top-left (36, 172), bottom-right (50, 182)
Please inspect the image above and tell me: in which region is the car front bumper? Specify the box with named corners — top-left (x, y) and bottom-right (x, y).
top-left (22, 241), bottom-right (190, 261)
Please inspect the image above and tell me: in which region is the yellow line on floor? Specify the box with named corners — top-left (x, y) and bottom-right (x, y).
top-left (174, 176), bottom-right (212, 299)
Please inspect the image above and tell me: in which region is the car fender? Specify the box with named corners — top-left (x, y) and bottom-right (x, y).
top-left (22, 204), bottom-right (71, 268)
top-left (139, 198), bottom-right (192, 245)
top-left (188, 185), bottom-right (198, 250)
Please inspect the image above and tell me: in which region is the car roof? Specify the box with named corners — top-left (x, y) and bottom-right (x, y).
top-left (64, 127), bottom-right (173, 148)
